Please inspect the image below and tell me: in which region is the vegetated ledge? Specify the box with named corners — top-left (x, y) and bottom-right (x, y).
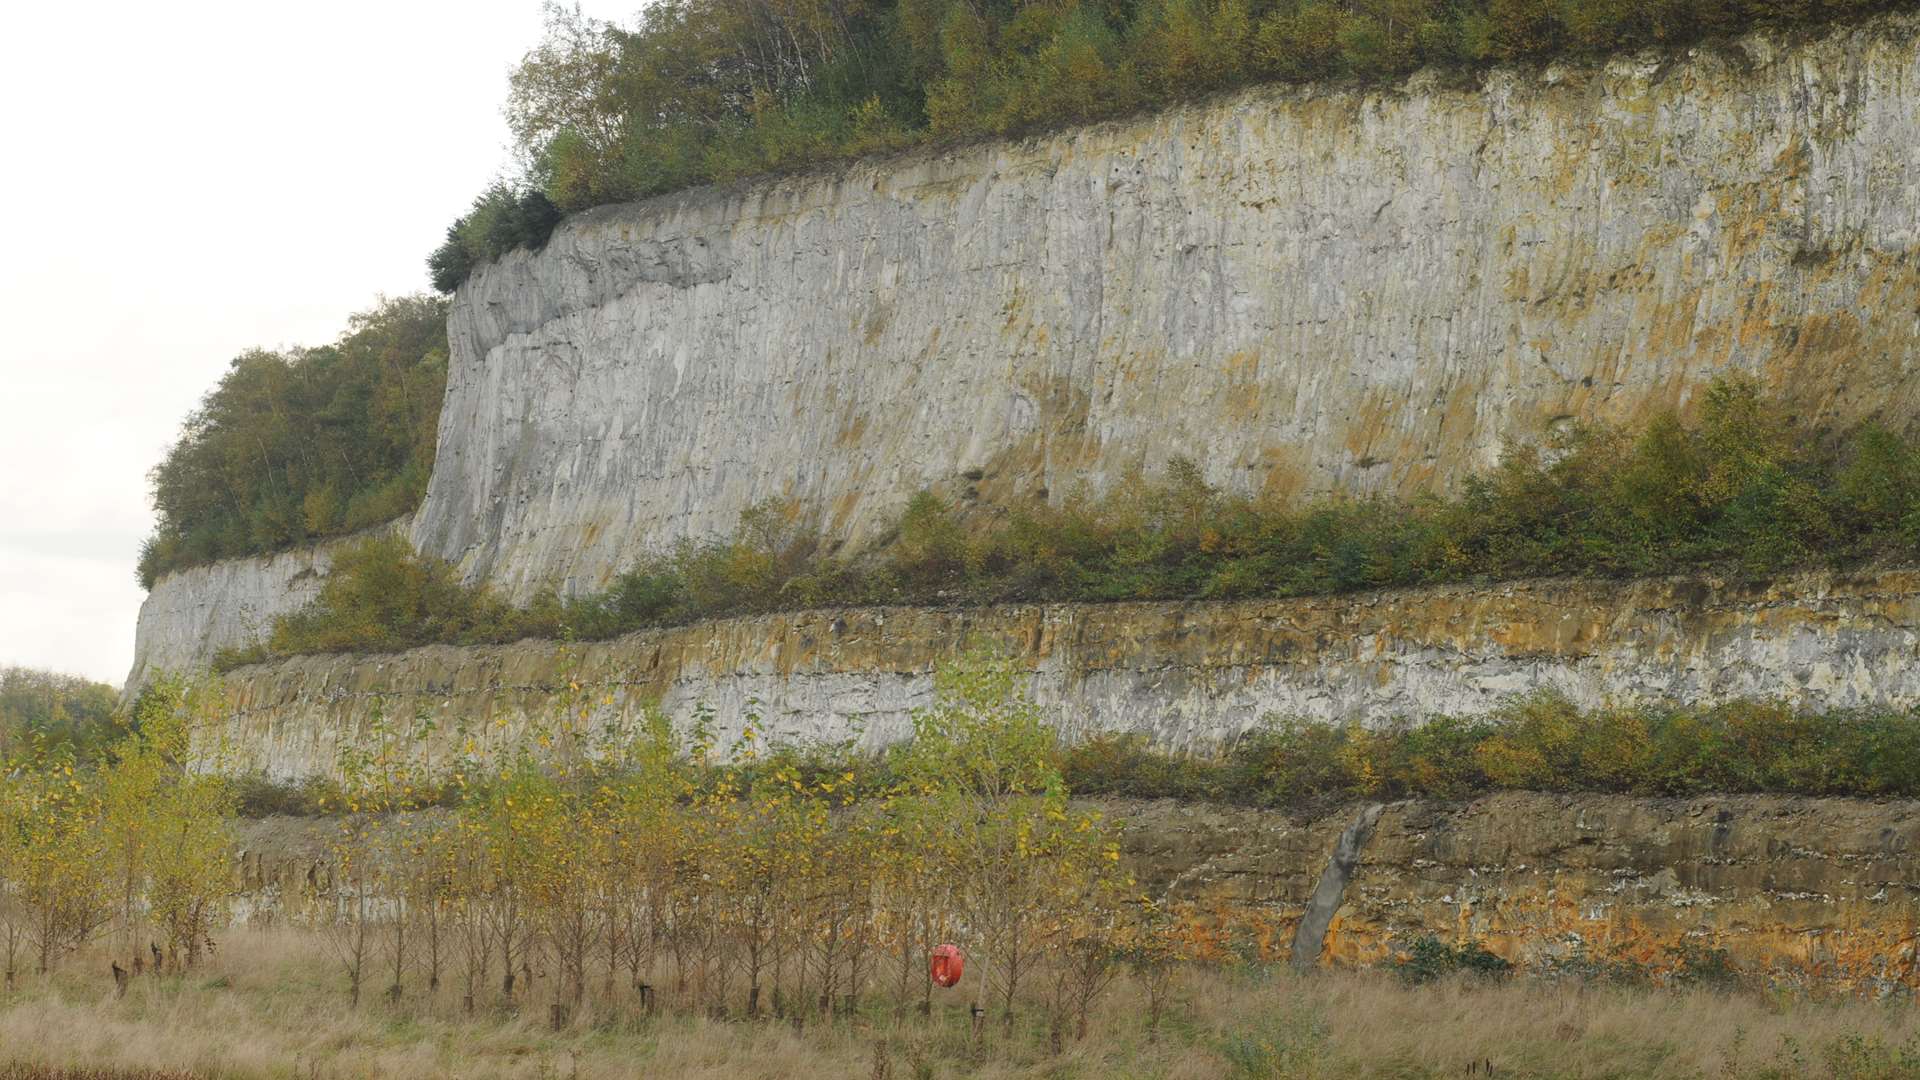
top-left (207, 565), bottom-right (1920, 781)
top-left (418, 18), bottom-right (1920, 608)
top-left (126, 515), bottom-right (413, 694)
top-left (230, 789), bottom-right (1920, 992)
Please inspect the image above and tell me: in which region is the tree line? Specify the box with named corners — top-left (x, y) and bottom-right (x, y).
top-left (0, 667), bottom-right (119, 763)
top-left (137, 297), bottom-right (448, 588)
top-left (429, 0), bottom-right (1906, 289)
top-left (0, 655), bottom-right (1179, 1042)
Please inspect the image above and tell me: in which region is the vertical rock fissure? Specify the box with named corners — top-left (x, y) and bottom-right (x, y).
top-left (1290, 802), bottom-right (1386, 969)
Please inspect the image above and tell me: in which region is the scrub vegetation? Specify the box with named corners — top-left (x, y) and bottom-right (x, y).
top-left (428, 0), bottom-right (1911, 289)
top-left (227, 691), bottom-right (1920, 819)
top-left (216, 379), bottom-right (1920, 667)
top-left (8, 659), bottom-right (1920, 1078)
top-left (0, 677), bottom-right (233, 990)
top-left (0, 668), bottom-right (120, 764)
top-left (1061, 694), bottom-right (1920, 809)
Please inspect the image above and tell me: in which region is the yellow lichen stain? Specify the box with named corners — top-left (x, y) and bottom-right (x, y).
top-left (1219, 350), bottom-right (1265, 423)
top-left (1504, 261), bottom-right (1533, 304)
top-left (1341, 387), bottom-right (1407, 463)
top-left (1255, 445), bottom-right (1308, 501)
top-left (861, 302), bottom-right (892, 345)
top-left (967, 375), bottom-right (1099, 510)
top-left (827, 485), bottom-right (864, 536)
top-left (835, 411), bottom-right (869, 449)
top-left (1002, 286), bottom-right (1027, 334)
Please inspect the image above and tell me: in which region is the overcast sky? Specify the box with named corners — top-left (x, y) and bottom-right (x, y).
top-left (0, 0), bottom-right (634, 686)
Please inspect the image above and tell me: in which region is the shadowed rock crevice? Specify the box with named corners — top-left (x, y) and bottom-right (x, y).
top-left (1291, 803), bottom-right (1386, 969)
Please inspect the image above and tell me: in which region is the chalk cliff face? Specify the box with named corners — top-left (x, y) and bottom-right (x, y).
top-left (135, 16), bottom-right (1920, 979)
top-left (415, 14), bottom-right (1920, 602)
top-left (126, 519), bottom-right (409, 692)
top-left (128, 538), bottom-right (344, 693)
top-left (132, 14), bottom-right (1920, 700)
top-left (210, 569), bottom-right (1920, 780)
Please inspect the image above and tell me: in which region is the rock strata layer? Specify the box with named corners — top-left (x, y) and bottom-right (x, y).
top-left (127, 518), bottom-right (410, 693)
top-left (232, 790), bottom-right (1920, 991)
top-left (1120, 791), bottom-right (1920, 990)
top-left (211, 568), bottom-right (1920, 779)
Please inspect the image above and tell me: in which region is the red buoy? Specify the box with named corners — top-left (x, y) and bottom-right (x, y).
top-left (930, 944), bottom-right (965, 988)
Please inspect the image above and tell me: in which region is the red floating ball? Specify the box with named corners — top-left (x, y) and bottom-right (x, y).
top-left (930, 943), bottom-right (965, 988)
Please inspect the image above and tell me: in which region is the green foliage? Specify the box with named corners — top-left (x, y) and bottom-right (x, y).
top-left (139, 296), bottom-right (448, 587)
top-left (101, 676), bottom-right (237, 966)
top-left (231, 379), bottom-right (1920, 669)
top-left (1780, 1033), bottom-right (1920, 1080)
top-left (0, 667), bottom-right (119, 764)
top-left (427, 184), bottom-right (563, 293)
top-left (0, 676), bottom-right (232, 980)
top-left (231, 685), bottom-right (1920, 819)
top-left (1058, 694), bottom-right (1920, 809)
top-left (1664, 938), bottom-right (1743, 991)
top-left (897, 649), bottom-right (1064, 800)
top-left (230, 773), bottom-right (348, 818)
top-left (290, 652), bottom-right (1125, 1026)
top-left (1394, 934), bottom-right (1512, 984)
top-left (430, 0), bottom-right (1904, 289)
top-left (1217, 1004), bottom-right (1330, 1078)
top-left (263, 536), bottom-right (541, 657)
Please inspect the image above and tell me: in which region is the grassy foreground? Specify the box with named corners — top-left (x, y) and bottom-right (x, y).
top-left (2, 930), bottom-right (1918, 1079)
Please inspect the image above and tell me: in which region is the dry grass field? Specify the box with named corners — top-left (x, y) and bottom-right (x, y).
top-left (0, 930), bottom-right (1917, 1079)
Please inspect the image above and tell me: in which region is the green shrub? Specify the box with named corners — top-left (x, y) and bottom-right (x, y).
top-left (263, 535), bottom-right (560, 657)
top-left (428, 184), bottom-right (564, 293)
top-left (1395, 935), bottom-right (1512, 983)
top-left (1217, 1004), bottom-right (1329, 1077)
top-left (1664, 939), bottom-right (1744, 991)
top-left (230, 773), bottom-right (347, 817)
top-left (1060, 733), bottom-right (1230, 802)
top-left (1057, 696), bottom-right (1920, 809)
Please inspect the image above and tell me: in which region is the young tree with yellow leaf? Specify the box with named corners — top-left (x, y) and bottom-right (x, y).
top-left (109, 674), bottom-right (236, 968)
top-left (894, 649), bottom-right (1122, 1031)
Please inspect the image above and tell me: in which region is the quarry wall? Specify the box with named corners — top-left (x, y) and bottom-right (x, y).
top-left (142, 13), bottom-right (1920, 987)
top-left (126, 518), bottom-right (410, 693)
top-left (232, 790), bottom-right (1920, 991)
top-left (415, 14), bottom-right (1920, 602)
top-left (136, 13), bottom-right (1920, 681)
top-left (210, 568), bottom-right (1920, 780)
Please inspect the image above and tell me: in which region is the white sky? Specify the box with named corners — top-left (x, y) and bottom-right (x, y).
top-left (0, 0), bottom-right (634, 687)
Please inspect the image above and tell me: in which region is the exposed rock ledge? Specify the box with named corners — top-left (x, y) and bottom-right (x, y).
top-left (127, 516), bottom-right (411, 693)
top-left (210, 567), bottom-right (1920, 780)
